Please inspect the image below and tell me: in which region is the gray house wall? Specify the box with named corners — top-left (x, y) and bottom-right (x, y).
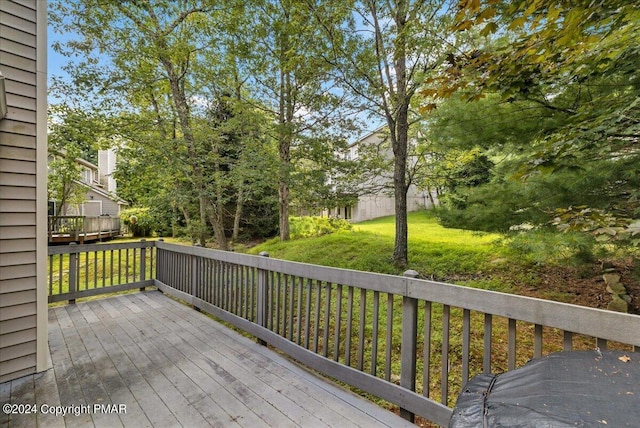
top-left (0, 0), bottom-right (48, 382)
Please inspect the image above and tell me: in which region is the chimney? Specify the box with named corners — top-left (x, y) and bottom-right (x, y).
top-left (98, 149), bottom-right (117, 193)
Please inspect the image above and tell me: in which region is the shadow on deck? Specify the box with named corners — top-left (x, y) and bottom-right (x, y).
top-left (0, 291), bottom-right (413, 428)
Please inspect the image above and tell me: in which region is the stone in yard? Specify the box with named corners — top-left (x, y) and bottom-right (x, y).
top-left (607, 296), bottom-right (628, 313)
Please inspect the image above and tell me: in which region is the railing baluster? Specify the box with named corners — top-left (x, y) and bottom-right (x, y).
top-left (508, 318), bottom-right (517, 370)
top-left (371, 290), bottom-right (380, 376)
top-left (288, 274), bottom-right (295, 341)
top-left (275, 272), bottom-right (282, 334)
top-left (563, 330), bottom-right (573, 351)
top-left (304, 278), bottom-right (312, 349)
top-left (313, 280), bottom-right (321, 354)
top-left (345, 286), bottom-right (354, 366)
top-left (423, 300), bottom-right (432, 398)
top-left (333, 283), bottom-right (343, 362)
top-left (357, 288), bottom-right (367, 371)
top-left (296, 276), bottom-right (303, 345)
top-left (323, 282), bottom-right (332, 358)
top-left (385, 293), bottom-right (393, 382)
top-left (534, 324), bottom-right (543, 358)
top-left (441, 304), bottom-right (450, 406)
top-left (483, 313), bottom-right (492, 373)
top-left (462, 309), bottom-right (470, 385)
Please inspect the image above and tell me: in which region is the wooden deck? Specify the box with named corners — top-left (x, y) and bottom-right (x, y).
top-left (0, 291), bottom-right (414, 428)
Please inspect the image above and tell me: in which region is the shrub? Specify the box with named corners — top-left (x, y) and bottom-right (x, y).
top-left (119, 207), bottom-right (156, 237)
top-left (289, 216), bottom-right (352, 239)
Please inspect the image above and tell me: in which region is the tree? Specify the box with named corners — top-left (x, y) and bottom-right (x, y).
top-left (427, 0), bottom-right (640, 237)
top-left (245, 0), bottom-right (358, 241)
top-left (311, 0), bottom-right (460, 266)
top-left (47, 105), bottom-right (104, 216)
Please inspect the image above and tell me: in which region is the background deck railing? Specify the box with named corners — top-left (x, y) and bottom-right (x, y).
top-left (48, 215), bottom-right (121, 243)
top-left (48, 240), bottom-right (640, 426)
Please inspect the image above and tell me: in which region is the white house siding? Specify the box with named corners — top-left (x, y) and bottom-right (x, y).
top-left (0, 0), bottom-right (48, 382)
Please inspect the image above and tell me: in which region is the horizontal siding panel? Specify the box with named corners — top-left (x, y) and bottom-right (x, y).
top-left (0, 328), bottom-right (36, 348)
top-left (0, 212), bottom-right (36, 226)
top-left (0, 132), bottom-right (36, 149)
top-left (0, 172), bottom-right (37, 186)
top-left (0, 238), bottom-right (35, 253)
top-left (0, 302), bottom-right (35, 321)
top-left (0, 119), bottom-right (36, 135)
top-left (0, 289), bottom-right (36, 307)
top-left (0, 145), bottom-right (36, 161)
top-left (0, 262), bottom-right (36, 280)
top-left (0, 185), bottom-right (37, 200)
top-left (0, 356), bottom-right (35, 383)
top-left (0, 225), bottom-right (36, 239)
top-left (4, 78), bottom-right (36, 99)
top-left (0, 314), bottom-right (36, 335)
top-left (0, 341), bottom-right (36, 363)
top-left (0, 276), bottom-right (36, 293)
top-left (0, 51), bottom-right (35, 73)
top-left (0, 64), bottom-right (36, 85)
top-left (4, 106), bottom-right (37, 124)
top-left (11, 0), bottom-right (37, 11)
top-left (0, 251), bottom-right (36, 267)
top-left (0, 158), bottom-right (36, 174)
top-left (0, 200), bottom-right (36, 213)
top-left (0, 1), bottom-right (36, 22)
top-left (0, 11), bottom-right (36, 35)
top-left (0, 24), bottom-right (36, 47)
top-left (0, 38), bottom-right (36, 61)
top-left (6, 92), bottom-right (36, 111)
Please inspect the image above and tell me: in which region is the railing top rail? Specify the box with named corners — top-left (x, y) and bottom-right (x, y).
top-left (47, 240), bottom-right (155, 255)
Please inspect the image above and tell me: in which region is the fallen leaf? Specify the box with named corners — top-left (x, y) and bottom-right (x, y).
top-left (619, 355), bottom-right (631, 363)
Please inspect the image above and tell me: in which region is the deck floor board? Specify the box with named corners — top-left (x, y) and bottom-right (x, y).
top-left (1, 291), bottom-right (415, 427)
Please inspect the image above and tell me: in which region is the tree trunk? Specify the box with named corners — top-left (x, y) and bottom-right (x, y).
top-left (232, 185), bottom-right (244, 242)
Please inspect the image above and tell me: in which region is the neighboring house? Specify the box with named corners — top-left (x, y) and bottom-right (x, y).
top-left (48, 148), bottom-right (128, 217)
top-left (326, 127), bottom-right (437, 223)
top-left (0, 0), bottom-right (49, 382)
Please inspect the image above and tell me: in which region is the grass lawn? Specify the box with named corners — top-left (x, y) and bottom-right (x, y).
top-left (247, 210), bottom-right (513, 292)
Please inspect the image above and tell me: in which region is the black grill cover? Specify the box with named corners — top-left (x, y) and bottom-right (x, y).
top-left (449, 350), bottom-right (640, 427)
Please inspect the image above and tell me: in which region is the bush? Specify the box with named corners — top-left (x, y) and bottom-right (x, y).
top-left (289, 216), bottom-right (352, 239)
top-left (119, 207), bottom-right (156, 237)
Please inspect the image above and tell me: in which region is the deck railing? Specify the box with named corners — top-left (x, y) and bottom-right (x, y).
top-left (48, 240), bottom-right (640, 426)
top-left (48, 215), bottom-right (121, 242)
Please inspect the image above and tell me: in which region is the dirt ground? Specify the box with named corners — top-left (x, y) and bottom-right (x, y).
top-left (508, 259), bottom-right (640, 315)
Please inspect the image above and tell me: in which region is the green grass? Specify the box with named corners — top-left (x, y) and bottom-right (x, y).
top-left (247, 211), bottom-right (510, 290)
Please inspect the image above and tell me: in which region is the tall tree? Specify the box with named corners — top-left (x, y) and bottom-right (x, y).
top-left (247, 0), bottom-right (358, 241)
top-left (312, 0), bottom-right (458, 265)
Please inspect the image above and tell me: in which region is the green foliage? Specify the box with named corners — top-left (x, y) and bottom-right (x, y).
top-left (504, 229), bottom-right (602, 267)
top-left (119, 208), bottom-right (156, 237)
top-left (289, 216), bottom-right (353, 239)
top-left (426, 0), bottom-right (640, 245)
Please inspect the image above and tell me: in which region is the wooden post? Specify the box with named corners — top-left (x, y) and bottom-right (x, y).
top-left (400, 269), bottom-right (419, 422)
top-left (68, 242), bottom-right (78, 304)
top-left (139, 239), bottom-right (147, 291)
top-left (257, 251), bottom-right (269, 346)
top-left (156, 239), bottom-right (164, 293)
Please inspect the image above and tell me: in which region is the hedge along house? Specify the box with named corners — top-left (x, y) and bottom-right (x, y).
top-left (0, 0), bottom-right (49, 382)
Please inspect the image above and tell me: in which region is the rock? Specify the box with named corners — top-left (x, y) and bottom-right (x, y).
top-left (621, 294), bottom-right (632, 303)
top-left (606, 282), bottom-right (627, 295)
top-left (603, 274), bottom-right (621, 285)
top-left (607, 296), bottom-right (628, 313)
